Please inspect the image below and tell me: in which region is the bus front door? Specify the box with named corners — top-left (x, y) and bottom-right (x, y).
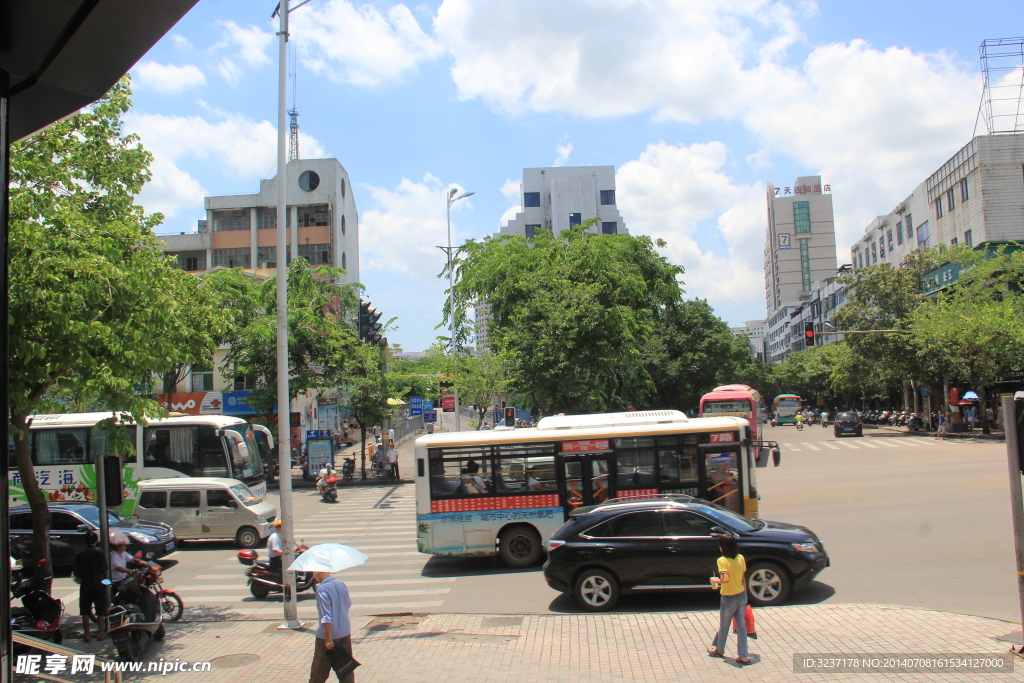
top-left (559, 454), bottom-right (611, 516)
top-left (700, 446), bottom-right (743, 514)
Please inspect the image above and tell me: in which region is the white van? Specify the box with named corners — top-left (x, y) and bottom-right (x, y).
top-left (136, 478), bottom-right (276, 548)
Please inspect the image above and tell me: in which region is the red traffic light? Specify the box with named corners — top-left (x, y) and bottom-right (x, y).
top-left (804, 322), bottom-right (815, 346)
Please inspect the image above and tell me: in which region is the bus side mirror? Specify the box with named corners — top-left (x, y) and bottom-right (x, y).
top-left (772, 447), bottom-right (781, 467)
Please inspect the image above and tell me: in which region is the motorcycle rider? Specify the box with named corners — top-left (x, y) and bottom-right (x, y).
top-left (267, 519), bottom-right (284, 573)
top-left (316, 463), bottom-right (338, 496)
top-left (820, 409), bottom-right (829, 426)
top-left (795, 411), bottom-right (805, 430)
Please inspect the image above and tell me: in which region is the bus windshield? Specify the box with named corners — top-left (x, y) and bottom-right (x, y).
top-left (703, 400), bottom-right (752, 416)
top-left (223, 428), bottom-right (264, 481)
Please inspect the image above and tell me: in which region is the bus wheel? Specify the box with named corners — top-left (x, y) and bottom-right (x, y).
top-left (746, 562), bottom-right (791, 606)
top-left (498, 526), bottom-right (541, 568)
top-left (235, 526), bottom-right (260, 549)
top-left (574, 568), bottom-right (619, 611)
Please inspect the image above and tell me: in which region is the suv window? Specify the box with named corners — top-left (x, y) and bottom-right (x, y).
top-left (662, 510), bottom-right (713, 537)
top-left (138, 491), bottom-right (167, 509)
top-left (588, 511), bottom-right (663, 538)
top-left (51, 511), bottom-right (84, 531)
top-left (9, 513), bottom-right (31, 530)
top-left (838, 412), bottom-right (857, 421)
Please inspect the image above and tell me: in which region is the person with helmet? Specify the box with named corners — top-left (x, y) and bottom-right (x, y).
top-left (267, 519), bottom-right (284, 572)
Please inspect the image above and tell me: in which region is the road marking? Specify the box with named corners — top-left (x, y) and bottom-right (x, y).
top-left (803, 443), bottom-right (820, 451)
top-left (834, 441), bottom-right (860, 449)
top-left (875, 440), bottom-right (900, 448)
top-left (348, 588), bottom-right (451, 598)
top-left (782, 443), bottom-right (800, 452)
top-left (818, 442), bottom-right (841, 450)
top-left (907, 437), bottom-right (943, 446)
top-left (856, 440), bottom-right (879, 448)
top-left (897, 439), bottom-right (920, 447)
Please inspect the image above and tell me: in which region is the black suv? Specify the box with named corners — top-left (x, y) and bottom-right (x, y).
top-left (542, 495), bottom-right (829, 611)
top-left (834, 411), bottom-right (863, 437)
top-left (10, 503), bottom-right (177, 568)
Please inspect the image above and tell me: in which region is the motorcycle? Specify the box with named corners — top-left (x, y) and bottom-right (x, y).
top-left (237, 545), bottom-right (317, 599)
top-left (11, 563), bottom-right (64, 656)
top-left (140, 559), bottom-right (183, 622)
top-left (907, 413), bottom-right (925, 432)
top-left (107, 561), bottom-right (164, 662)
top-left (341, 457), bottom-right (355, 483)
top-left (320, 475), bottom-right (338, 502)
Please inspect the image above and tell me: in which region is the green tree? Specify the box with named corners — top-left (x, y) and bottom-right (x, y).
top-left (452, 220), bottom-right (684, 414)
top-left (449, 351), bottom-right (509, 429)
top-left (909, 245), bottom-right (1024, 433)
top-left (8, 78), bottom-right (225, 577)
top-left (204, 259), bottom-right (362, 446)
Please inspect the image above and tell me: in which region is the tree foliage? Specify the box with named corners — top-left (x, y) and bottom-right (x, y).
top-left (8, 78), bottom-right (225, 577)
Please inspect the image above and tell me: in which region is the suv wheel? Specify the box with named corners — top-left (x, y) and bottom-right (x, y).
top-left (573, 568), bottom-right (619, 611)
top-left (746, 562), bottom-right (790, 606)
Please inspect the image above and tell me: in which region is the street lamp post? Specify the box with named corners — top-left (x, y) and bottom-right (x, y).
top-left (443, 188), bottom-right (473, 432)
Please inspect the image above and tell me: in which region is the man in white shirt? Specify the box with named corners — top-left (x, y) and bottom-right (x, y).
top-left (109, 541), bottom-right (141, 582)
top-left (387, 427), bottom-right (395, 443)
top-left (267, 519), bottom-right (284, 572)
top-left (385, 445), bottom-right (399, 481)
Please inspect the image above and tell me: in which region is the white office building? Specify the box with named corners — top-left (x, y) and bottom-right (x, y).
top-left (497, 166), bottom-right (628, 238)
top-left (730, 320), bottom-right (767, 361)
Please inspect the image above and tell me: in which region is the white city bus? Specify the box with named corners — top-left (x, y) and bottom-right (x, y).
top-left (9, 412), bottom-right (269, 516)
top-left (414, 410), bottom-right (780, 567)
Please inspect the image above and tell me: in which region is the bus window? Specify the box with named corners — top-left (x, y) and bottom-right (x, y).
top-left (658, 447), bottom-right (699, 484)
top-left (145, 425), bottom-right (227, 477)
top-left (495, 456), bottom-right (556, 492)
top-left (89, 427), bottom-right (136, 459)
top-left (222, 429), bottom-right (262, 480)
top-left (614, 449), bottom-right (656, 489)
top-left (705, 450), bottom-right (741, 512)
top-left (34, 429), bottom-right (88, 465)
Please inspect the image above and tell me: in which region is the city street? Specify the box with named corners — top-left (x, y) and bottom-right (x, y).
top-left (47, 418), bottom-right (1018, 626)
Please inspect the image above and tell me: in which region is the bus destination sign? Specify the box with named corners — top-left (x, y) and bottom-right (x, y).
top-left (709, 432), bottom-right (736, 443)
top-left (562, 439), bottom-right (611, 453)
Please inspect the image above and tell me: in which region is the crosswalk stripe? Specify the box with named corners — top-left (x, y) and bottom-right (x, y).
top-left (857, 440), bottom-right (879, 448)
top-left (803, 443), bottom-right (820, 451)
top-left (834, 441), bottom-right (859, 449)
top-left (897, 439), bottom-right (919, 447)
top-left (782, 443), bottom-right (800, 452)
top-left (817, 442), bottom-right (840, 450)
top-left (875, 440), bottom-right (900, 448)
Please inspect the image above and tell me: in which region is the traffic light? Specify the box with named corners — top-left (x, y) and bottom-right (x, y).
top-left (358, 300), bottom-right (382, 344)
top-left (804, 321), bottom-right (815, 348)
top-left (504, 407), bottom-right (515, 427)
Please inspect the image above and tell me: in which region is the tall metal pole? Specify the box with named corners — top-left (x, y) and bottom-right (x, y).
top-left (1002, 396), bottom-right (1024, 654)
top-left (446, 195), bottom-right (460, 432)
top-left (0, 67), bottom-right (12, 682)
top-left (276, 0), bottom-right (300, 630)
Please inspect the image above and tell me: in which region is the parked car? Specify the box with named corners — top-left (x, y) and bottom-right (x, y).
top-left (10, 503), bottom-right (177, 568)
top-left (833, 411), bottom-right (864, 437)
top-left (542, 495), bottom-right (829, 611)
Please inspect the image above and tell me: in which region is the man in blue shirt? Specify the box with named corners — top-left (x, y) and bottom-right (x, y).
top-left (308, 571), bottom-right (353, 683)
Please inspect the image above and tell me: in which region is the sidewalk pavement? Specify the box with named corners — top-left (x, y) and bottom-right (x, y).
top-left (872, 423), bottom-right (1007, 442)
top-left (46, 604), bottom-right (1022, 682)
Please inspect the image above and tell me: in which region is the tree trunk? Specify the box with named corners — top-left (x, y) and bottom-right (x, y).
top-left (912, 380), bottom-right (921, 415)
top-left (12, 413), bottom-right (53, 592)
top-left (903, 378), bottom-right (913, 413)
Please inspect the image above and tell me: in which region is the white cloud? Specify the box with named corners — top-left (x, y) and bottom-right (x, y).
top-left (216, 21), bottom-right (274, 68)
top-left (133, 62), bottom-right (206, 95)
top-left (125, 110), bottom-right (328, 225)
top-left (435, 0), bottom-right (803, 119)
top-left (498, 204), bottom-right (520, 227)
top-left (553, 143), bottom-right (573, 167)
top-left (170, 34), bottom-right (194, 51)
top-left (617, 141), bottom-right (763, 304)
top-left (359, 174), bottom-right (472, 282)
top-left (291, 0), bottom-right (442, 86)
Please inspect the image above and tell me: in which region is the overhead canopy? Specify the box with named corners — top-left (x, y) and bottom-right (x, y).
top-left (1, 0), bottom-right (199, 141)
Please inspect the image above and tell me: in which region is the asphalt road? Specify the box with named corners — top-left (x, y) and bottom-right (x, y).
top-left (46, 418), bottom-right (1020, 624)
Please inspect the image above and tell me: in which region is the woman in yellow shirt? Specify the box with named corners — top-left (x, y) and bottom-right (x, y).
top-left (708, 534), bottom-right (752, 665)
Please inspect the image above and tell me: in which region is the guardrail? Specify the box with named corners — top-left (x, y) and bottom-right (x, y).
top-left (392, 415), bottom-right (424, 444)
top-left (12, 632), bottom-right (123, 683)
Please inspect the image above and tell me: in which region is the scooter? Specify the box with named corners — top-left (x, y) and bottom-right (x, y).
top-left (341, 457), bottom-right (355, 483)
top-left (320, 475), bottom-right (338, 502)
top-left (237, 546), bottom-right (317, 599)
top-left (107, 561), bottom-right (165, 662)
top-left (11, 564), bottom-right (64, 656)
top-left (140, 559), bottom-right (183, 622)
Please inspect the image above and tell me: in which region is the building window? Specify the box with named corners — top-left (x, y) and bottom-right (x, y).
top-left (342, 252), bottom-right (347, 269)
top-left (799, 239), bottom-right (811, 290)
top-left (951, 237), bottom-right (958, 246)
top-left (341, 177), bottom-right (346, 199)
top-left (601, 222), bottom-right (617, 235)
top-left (793, 201), bottom-right (811, 233)
top-left (211, 248), bottom-right (251, 269)
top-left (946, 188), bottom-right (955, 212)
top-left (917, 221), bottom-right (930, 250)
top-left (887, 229), bottom-right (894, 253)
top-left (896, 221), bottom-right (903, 245)
top-left (600, 190), bottom-right (616, 205)
top-left (257, 246), bottom-right (276, 267)
top-left (297, 204), bottom-right (329, 227)
top-left (523, 192), bottom-right (541, 208)
top-left (212, 210), bottom-right (250, 232)
top-left (569, 213), bottom-right (582, 227)
top-left (960, 178), bottom-right (969, 201)
top-left (858, 252), bottom-right (863, 269)
top-left (233, 375), bottom-right (251, 391)
top-left (871, 241), bottom-right (877, 264)
top-left (191, 369), bottom-right (213, 392)
top-left (172, 251), bottom-right (206, 271)
top-left (935, 199), bottom-right (943, 218)
top-left (905, 214), bottom-right (914, 240)
top-left (879, 238), bottom-right (885, 260)
top-left (524, 224), bottom-right (539, 238)
top-left (298, 243), bottom-right (331, 265)
top-left (964, 229), bottom-right (973, 247)
top-left (341, 214), bottom-right (346, 235)
top-left (257, 207), bottom-right (276, 230)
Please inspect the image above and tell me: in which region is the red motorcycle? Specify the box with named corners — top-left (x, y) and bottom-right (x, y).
top-left (140, 559), bottom-right (183, 622)
top-left (237, 545), bottom-right (316, 599)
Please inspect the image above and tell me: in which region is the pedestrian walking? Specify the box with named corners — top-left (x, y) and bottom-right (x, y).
top-left (935, 411), bottom-right (948, 440)
top-left (372, 424), bottom-right (381, 440)
top-left (708, 533), bottom-right (752, 665)
top-left (308, 571), bottom-right (354, 683)
top-left (387, 427), bottom-right (395, 444)
top-left (986, 405), bottom-right (995, 428)
top-left (73, 531), bottom-right (108, 642)
top-left (386, 444), bottom-right (399, 481)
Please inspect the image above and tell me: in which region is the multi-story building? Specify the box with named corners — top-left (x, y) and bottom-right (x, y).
top-left (850, 134), bottom-right (1024, 294)
top-left (497, 165), bottom-right (628, 238)
top-left (474, 300), bottom-right (493, 354)
top-left (730, 320), bottom-right (767, 361)
top-left (157, 158), bottom-right (359, 285)
top-left (763, 176), bottom-right (838, 363)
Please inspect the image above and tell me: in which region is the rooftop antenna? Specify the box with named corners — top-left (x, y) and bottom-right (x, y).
top-left (975, 37), bottom-right (1024, 136)
top-left (288, 42), bottom-right (300, 161)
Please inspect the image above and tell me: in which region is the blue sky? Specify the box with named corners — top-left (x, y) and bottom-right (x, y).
top-left (126, 0), bottom-right (1017, 352)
